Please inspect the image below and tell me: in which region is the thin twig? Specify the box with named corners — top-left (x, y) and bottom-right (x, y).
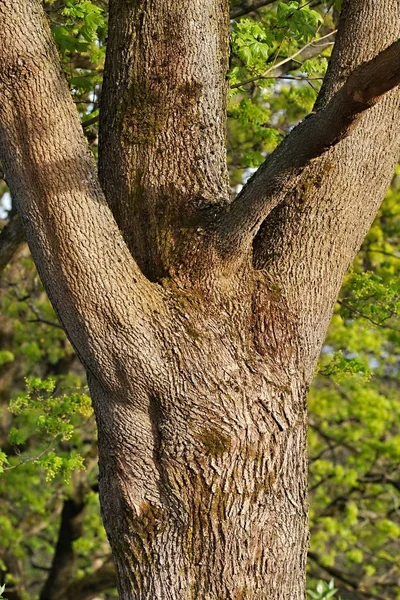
top-left (82, 115), bottom-right (99, 129)
top-left (261, 75), bottom-right (324, 81)
top-left (4, 441), bottom-right (57, 471)
top-left (364, 246), bottom-right (400, 260)
top-left (28, 303), bottom-right (63, 329)
top-left (231, 29), bottom-right (337, 89)
top-left (338, 300), bottom-right (400, 332)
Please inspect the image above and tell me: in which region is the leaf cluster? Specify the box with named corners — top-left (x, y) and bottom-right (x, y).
top-left (227, 2), bottom-right (333, 186)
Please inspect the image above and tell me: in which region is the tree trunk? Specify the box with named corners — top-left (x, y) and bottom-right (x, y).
top-left (1, 0), bottom-right (400, 599)
top-left (90, 284), bottom-right (309, 598)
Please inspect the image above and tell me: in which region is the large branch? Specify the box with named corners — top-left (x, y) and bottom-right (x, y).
top-left (249, 0), bottom-right (400, 374)
top-left (215, 36), bottom-right (400, 254)
top-left (0, 0), bottom-right (165, 383)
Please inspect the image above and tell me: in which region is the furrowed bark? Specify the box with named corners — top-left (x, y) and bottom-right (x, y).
top-left (252, 0), bottom-right (400, 375)
top-left (93, 300), bottom-right (310, 599)
top-left (1, 1), bottom-right (399, 599)
top-left (95, 2), bottom-right (400, 599)
top-left (94, 4), bottom-right (309, 598)
top-left (0, 0), bottom-right (164, 384)
top-left (99, 0), bottom-right (231, 281)
top-left (0, 0), bottom-right (173, 537)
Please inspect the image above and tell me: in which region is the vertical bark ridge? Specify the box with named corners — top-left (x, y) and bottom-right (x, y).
top-left (85, 278), bottom-right (311, 598)
top-left (2, 1), bottom-right (398, 599)
top-left (99, 0), bottom-right (231, 281)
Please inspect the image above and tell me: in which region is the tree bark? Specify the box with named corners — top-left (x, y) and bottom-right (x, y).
top-left (91, 321), bottom-right (309, 599)
top-left (99, 0), bottom-right (231, 280)
top-left (0, 0), bottom-right (164, 382)
top-left (0, 0), bottom-right (399, 599)
top-left (253, 0), bottom-right (400, 374)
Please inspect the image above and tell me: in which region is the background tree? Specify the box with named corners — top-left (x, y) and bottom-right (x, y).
top-left (0, 0), bottom-right (399, 599)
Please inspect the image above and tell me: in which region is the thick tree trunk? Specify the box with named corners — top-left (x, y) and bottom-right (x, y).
top-left (90, 294), bottom-right (309, 599)
top-left (1, 0), bottom-right (400, 599)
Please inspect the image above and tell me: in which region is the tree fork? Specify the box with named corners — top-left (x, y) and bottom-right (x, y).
top-left (211, 36), bottom-right (400, 258)
top-left (252, 0), bottom-right (400, 374)
top-left (0, 0), bottom-right (166, 383)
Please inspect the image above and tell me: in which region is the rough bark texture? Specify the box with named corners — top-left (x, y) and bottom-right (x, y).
top-left (99, 0), bottom-right (231, 280)
top-left (0, 0), bottom-right (399, 599)
top-left (0, 0), bottom-right (164, 383)
top-left (253, 0), bottom-right (400, 375)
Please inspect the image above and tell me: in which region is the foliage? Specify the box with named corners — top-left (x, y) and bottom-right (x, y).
top-left (308, 180), bottom-right (400, 597)
top-left (0, 255), bottom-right (110, 598)
top-left (307, 580), bottom-right (340, 599)
top-left (227, 1), bottom-right (333, 186)
top-left (44, 0), bottom-right (107, 153)
top-left (8, 375), bottom-right (91, 480)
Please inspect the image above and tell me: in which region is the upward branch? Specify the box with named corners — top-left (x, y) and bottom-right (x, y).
top-left (0, 0), bottom-right (165, 382)
top-left (0, 215), bottom-right (24, 275)
top-left (99, 0), bottom-right (231, 281)
top-left (215, 37), bottom-right (400, 255)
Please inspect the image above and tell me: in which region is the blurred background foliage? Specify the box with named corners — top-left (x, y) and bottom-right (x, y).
top-left (0, 0), bottom-right (398, 598)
